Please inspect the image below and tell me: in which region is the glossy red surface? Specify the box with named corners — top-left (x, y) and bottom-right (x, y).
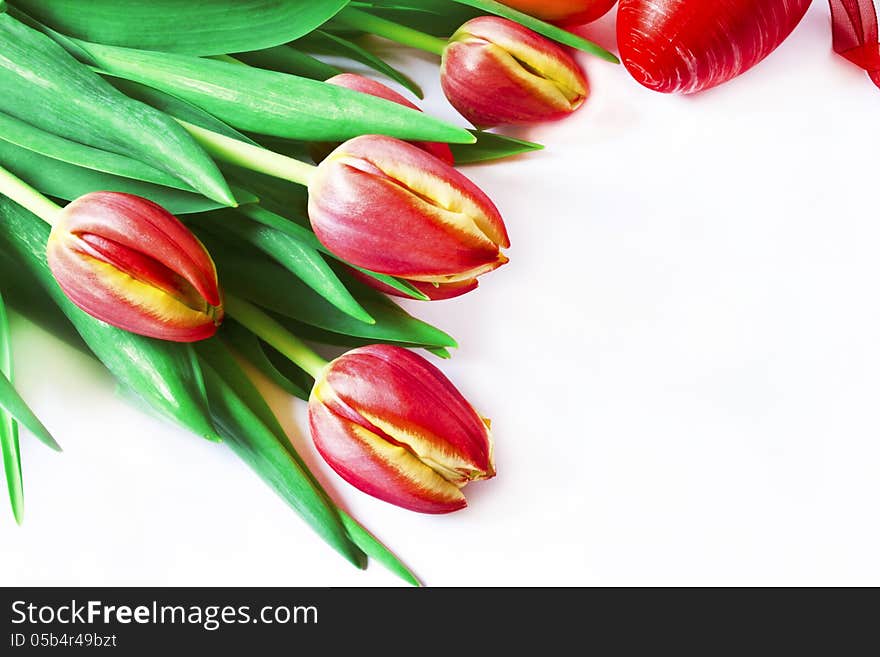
top-left (618, 0), bottom-right (812, 94)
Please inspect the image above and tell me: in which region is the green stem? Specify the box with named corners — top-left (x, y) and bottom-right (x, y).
top-left (176, 119), bottom-right (317, 187)
top-left (0, 165), bottom-right (61, 227)
top-left (336, 7), bottom-right (448, 57)
top-left (225, 295), bottom-right (328, 379)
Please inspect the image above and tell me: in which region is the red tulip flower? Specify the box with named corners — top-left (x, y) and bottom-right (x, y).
top-left (441, 16), bottom-right (589, 127)
top-left (309, 345), bottom-right (495, 514)
top-left (47, 192), bottom-right (223, 342)
top-left (308, 135), bottom-right (509, 299)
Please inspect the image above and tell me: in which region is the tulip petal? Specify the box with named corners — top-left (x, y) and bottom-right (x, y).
top-left (309, 135), bottom-right (508, 280)
top-left (309, 397), bottom-right (467, 514)
top-left (47, 192), bottom-right (223, 342)
top-left (308, 345), bottom-right (494, 514)
top-left (442, 16), bottom-right (589, 127)
top-left (319, 346), bottom-right (494, 478)
top-left (61, 192), bottom-right (221, 306)
top-left (48, 236), bottom-right (221, 342)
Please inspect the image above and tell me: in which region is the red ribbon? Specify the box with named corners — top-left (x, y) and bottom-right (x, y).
top-left (830, 0), bottom-right (880, 86)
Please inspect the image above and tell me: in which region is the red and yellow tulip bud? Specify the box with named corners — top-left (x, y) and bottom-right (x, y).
top-left (308, 135), bottom-right (509, 298)
top-left (498, 0), bottom-right (618, 25)
top-left (317, 74), bottom-right (454, 166)
top-left (441, 16), bottom-right (589, 127)
top-left (47, 192), bottom-right (223, 342)
top-left (309, 345), bottom-right (495, 513)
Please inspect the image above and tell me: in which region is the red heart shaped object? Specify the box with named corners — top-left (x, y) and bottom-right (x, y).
top-left (617, 0), bottom-right (813, 94)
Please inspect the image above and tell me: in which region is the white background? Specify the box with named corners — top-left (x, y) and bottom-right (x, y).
top-left (4, 3), bottom-right (880, 586)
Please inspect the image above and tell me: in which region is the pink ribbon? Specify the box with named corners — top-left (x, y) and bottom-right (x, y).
top-left (830, 0), bottom-right (880, 86)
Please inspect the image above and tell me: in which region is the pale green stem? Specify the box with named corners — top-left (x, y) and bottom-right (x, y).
top-left (225, 295), bottom-right (328, 380)
top-left (175, 119), bottom-right (317, 187)
top-left (336, 7), bottom-right (448, 57)
top-left (0, 165), bottom-right (61, 227)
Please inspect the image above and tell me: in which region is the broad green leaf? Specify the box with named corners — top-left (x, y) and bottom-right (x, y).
top-left (0, 14), bottom-right (235, 204)
top-left (196, 340), bottom-right (366, 570)
top-left (0, 290), bottom-right (23, 524)
top-left (13, 0), bottom-right (351, 56)
top-left (214, 250), bottom-right (457, 349)
top-left (0, 110), bottom-right (191, 190)
top-left (235, 46), bottom-right (342, 81)
top-left (297, 30), bottom-right (423, 98)
top-left (191, 209), bottom-right (374, 324)
top-left (68, 39), bottom-right (476, 143)
top-left (0, 200), bottom-right (218, 440)
top-left (101, 75), bottom-right (260, 145)
top-left (451, 130), bottom-right (544, 164)
top-left (0, 139), bottom-right (253, 215)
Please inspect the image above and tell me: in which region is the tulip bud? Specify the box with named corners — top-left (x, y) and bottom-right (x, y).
top-left (309, 345), bottom-right (495, 513)
top-left (47, 192), bottom-right (223, 342)
top-left (308, 135), bottom-right (509, 298)
top-left (441, 16), bottom-right (589, 127)
top-left (315, 74), bottom-right (454, 166)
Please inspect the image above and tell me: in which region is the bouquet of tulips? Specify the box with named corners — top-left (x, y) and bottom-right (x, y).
top-left (0, 0), bottom-right (616, 584)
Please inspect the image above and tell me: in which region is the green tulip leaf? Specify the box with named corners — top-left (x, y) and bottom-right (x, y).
top-left (0, 292), bottom-right (60, 456)
top-left (219, 321), bottom-right (311, 401)
top-left (0, 13), bottom-right (235, 205)
top-left (198, 339), bottom-right (420, 584)
top-left (451, 130), bottom-right (544, 164)
top-left (0, 258), bottom-right (87, 353)
top-left (235, 46), bottom-right (343, 81)
top-left (0, 290), bottom-right (23, 524)
top-left (191, 209), bottom-right (374, 325)
top-left (0, 110), bottom-right (192, 190)
top-left (0, 139), bottom-right (255, 215)
top-left (100, 75), bottom-right (260, 146)
top-left (196, 340), bottom-right (365, 570)
top-left (66, 39), bottom-right (475, 144)
top-left (341, 1), bottom-right (478, 37)
top-left (337, 512), bottom-right (422, 586)
top-left (213, 249), bottom-right (457, 349)
top-left (297, 30), bottom-right (423, 98)
top-left (12, 0), bottom-right (351, 56)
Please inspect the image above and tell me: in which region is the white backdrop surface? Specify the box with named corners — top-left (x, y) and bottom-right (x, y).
top-left (3, 4), bottom-right (880, 586)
